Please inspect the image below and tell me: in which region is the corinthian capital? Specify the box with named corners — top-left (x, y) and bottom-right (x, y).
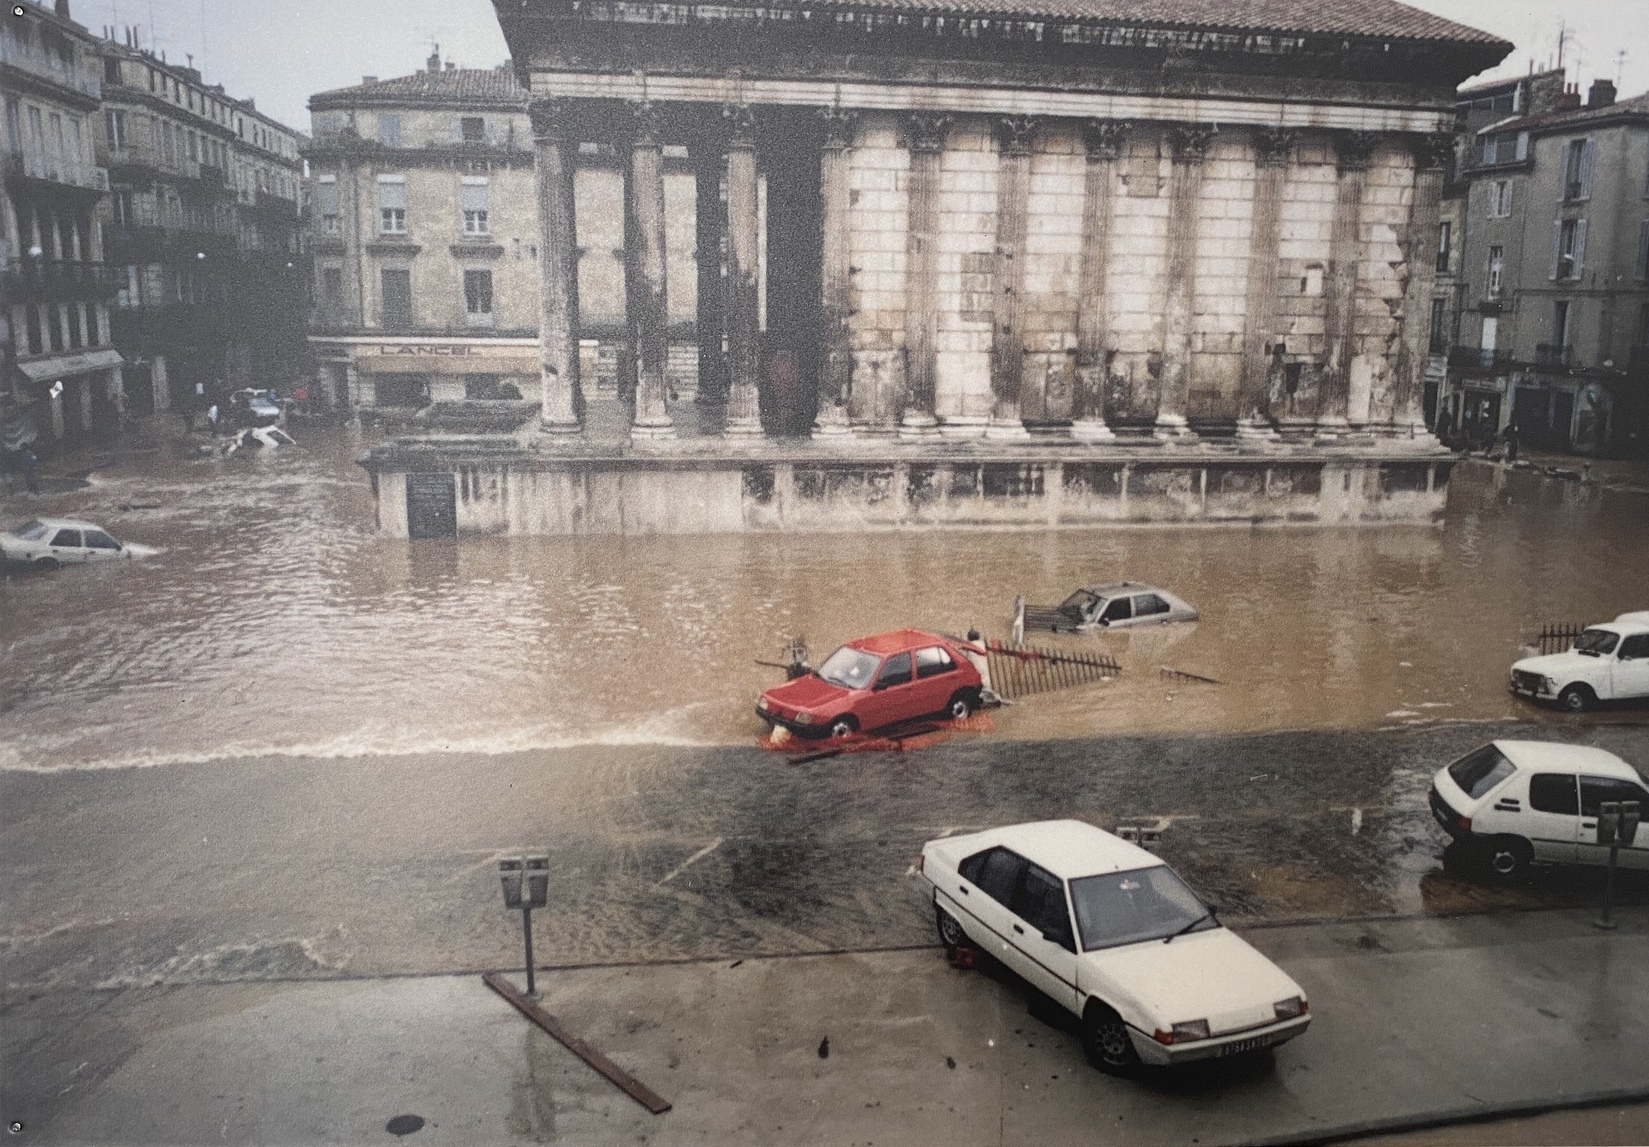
top-left (1081, 118), bottom-right (1130, 160)
top-left (818, 106), bottom-right (858, 149)
top-left (1168, 122), bottom-right (1218, 163)
top-left (995, 114), bottom-right (1041, 157)
top-left (528, 98), bottom-right (572, 144)
top-left (1409, 131), bottom-right (1456, 172)
top-left (1251, 125), bottom-right (1297, 167)
top-left (1335, 130), bottom-right (1380, 171)
top-left (723, 103), bottom-right (758, 148)
top-left (903, 111), bottom-right (953, 154)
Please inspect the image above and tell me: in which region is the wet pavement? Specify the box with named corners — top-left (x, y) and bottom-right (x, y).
top-left (1, 422), bottom-right (1647, 772)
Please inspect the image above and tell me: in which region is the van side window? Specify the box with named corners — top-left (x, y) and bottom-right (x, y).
top-left (1528, 773), bottom-right (1580, 815)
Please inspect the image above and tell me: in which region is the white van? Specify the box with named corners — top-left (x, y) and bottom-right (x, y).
top-left (1429, 740), bottom-right (1649, 877)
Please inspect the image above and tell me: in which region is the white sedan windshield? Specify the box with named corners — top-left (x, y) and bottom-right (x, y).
top-left (1070, 865), bottom-right (1215, 951)
top-left (1574, 629), bottom-right (1620, 656)
top-left (816, 646), bottom-right (880, 689)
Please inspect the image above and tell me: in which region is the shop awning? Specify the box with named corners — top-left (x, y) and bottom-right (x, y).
top-left (16, 348), bottom-right (125, 383)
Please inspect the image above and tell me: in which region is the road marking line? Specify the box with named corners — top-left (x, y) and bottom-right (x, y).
top-left (657, 837), bottom-right (724, 887)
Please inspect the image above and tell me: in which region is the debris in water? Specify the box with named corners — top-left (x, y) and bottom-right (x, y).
top-left (386, 1115), bottom-right (425, 1136)
top-left (1159, 666), bottom-right (1223, 686)
top-left (946, 1056), bottom-right (956, 1070)
top-left (817, 1036), bottom-right (830, 1059)
top-left (1351, 808), bottom-right (1363, 835)
top-left (729, 959), bottom-right (743, 969)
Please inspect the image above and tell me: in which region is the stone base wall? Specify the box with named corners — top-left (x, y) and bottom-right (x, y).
top-left (365, 447), bottom-right (1451, 537)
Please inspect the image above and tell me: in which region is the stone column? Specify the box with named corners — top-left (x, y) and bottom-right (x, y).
top-left (985, 115), bottom-right (1037, 441)
top-left (1155, 123), bottom-right (1215, 440)
top-left (1071, 119), bottom-right (1127, 442)
top-left (530, 98), bottom-right (582, 434)
top-left (900, 112), bottom-right (950, 439)
top-left (692, 135), bottom-right (728, 411)
top-left (1234, 126), bottom-right (1294, 443)
top-left (1317, 130), bottom-right (1376, 441)
top-left (627, 102), bottom-right (675, 439)
top-left (1389, 133), bottom-right (1452, 446)
top-left (722, 105), bottom-right (764, 438)
top-left (813, 107), bottom-right (858, 438)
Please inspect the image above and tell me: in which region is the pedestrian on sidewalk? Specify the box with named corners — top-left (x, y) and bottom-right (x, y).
top-left (20, 445), bottom-right (39, 494)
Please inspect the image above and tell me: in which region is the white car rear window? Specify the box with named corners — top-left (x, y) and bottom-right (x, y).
top-left (6, 520), bottom-right (48, 540)
top-left (1447, 744), bottom-right (1516, 799)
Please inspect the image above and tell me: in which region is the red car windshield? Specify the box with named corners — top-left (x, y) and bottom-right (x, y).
top-left (816, 646), bottom-right (880, 689)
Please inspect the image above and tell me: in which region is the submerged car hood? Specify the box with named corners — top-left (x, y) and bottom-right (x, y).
top-left (1513, 651), bottom-right (1604, 678)
top-left (764, 674), bottom-right (853, 710)
top-left (1080, 927), bottom-right (1300, 1030)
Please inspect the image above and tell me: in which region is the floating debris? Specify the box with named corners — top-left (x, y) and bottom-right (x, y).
top-left (1159, 666), bottom-right (1223, 686)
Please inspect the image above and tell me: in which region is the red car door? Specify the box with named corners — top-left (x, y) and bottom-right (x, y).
top-left (914, 645), bottom-right (964, 713)
top-left (860, 650), bottom-right (918, 731)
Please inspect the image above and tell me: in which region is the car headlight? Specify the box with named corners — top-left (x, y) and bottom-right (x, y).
top-left (793, 711), bottom-right (815, 725)
top-left (756, 697), bottom-right (769, 712)
top-left (1274, 996), bottom-right (1307, 1020)
top-left (1170, 1019), bottom-right (1210, 1043)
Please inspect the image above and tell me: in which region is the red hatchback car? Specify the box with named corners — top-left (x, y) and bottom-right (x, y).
top-left (757, 629), bottom-right (984, 740)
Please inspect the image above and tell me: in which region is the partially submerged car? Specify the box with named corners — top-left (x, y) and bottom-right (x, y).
top-left (920, 820), bottom-right (1310, 1072)
top-left (2, 517), bottom-right (130, 570)
top-left (1509, 617), bottom-right (1649, 711)
top-left (756, 628), bottom-right (983, 739)
top-left (1430, 741), bottom-right (1649, 877)
top-left (227, 388), bottom-right (282, 427)
top-left (1021, 582), bottom-right (1198, 634)
top-left (222, 426), bottom-right (296, 455)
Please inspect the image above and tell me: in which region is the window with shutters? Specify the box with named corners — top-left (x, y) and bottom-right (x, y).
top-left (380, 268), bottom-right (412, 330)
top-left (1552, 218), bottom-right (1586, 281)
top-left (377, 114), bottom-right (401, 148)
top-left (460, 116), bottom-right (485, 143)
top-left (1429, 297), bottom-right (1448, 353)
top-left (1563, 139), bottom-right (1594, 202)
top-left (1489, 180), bottom-right (1512, 219)
top-left (377, 175), bottom-right (407, 234)
top-left (321, 266), bottom-right (342, 313)
top-left (316, 174), bottom-right (340, 235)
top-left (105, 109), bottom-right (125, 149)
top-left (1488, 246), bottom-right (1504, 297)
top-left (1435, 221), bottom-right (1451, 273)
top-left (464, 269), bottom-right (494, 325)
top-left (460, 177), bottom-right (489, 234)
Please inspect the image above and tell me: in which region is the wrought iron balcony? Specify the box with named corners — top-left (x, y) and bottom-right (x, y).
top-left (2, 258), bottom-right (122, 302)
top-left (1535, 343), bottom-right (1575, 367)
top-left (1448, 347), bottom-right (1513, 371)
top-left (3, 151), bottom-right (108, 193)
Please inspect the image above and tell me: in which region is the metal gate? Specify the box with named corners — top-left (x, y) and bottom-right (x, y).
top-left (406, 472), bottom-right (457, 539)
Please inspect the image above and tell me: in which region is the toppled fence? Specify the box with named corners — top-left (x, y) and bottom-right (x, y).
top-left (982, 638), bottom-right (1121, 701)
top-left (1533, 622), bottom-right (1586, 656)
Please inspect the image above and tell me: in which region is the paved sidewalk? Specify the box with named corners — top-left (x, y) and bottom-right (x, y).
top-left (4, 908), bottom-right (1647, 1146)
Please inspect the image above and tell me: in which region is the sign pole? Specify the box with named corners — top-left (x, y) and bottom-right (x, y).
top-left (523, 904), bottom-right (537, 997)
top-left (1597, 843), bottom-right (1619, 930)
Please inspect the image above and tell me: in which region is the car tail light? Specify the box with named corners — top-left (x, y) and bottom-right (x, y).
top-left (1152, 1029), bottom-right (1173, 1045)
top-left (1458, 813), bottom-right (1472, 833)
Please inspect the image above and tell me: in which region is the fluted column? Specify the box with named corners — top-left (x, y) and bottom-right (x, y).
top-left (1317, 130), bottom-right (1375, 441)
top-left (1234, 126), bottom-right (1293, 443)
top-left (1154, 123), bottom-right (1215, 439)
top-left (722, 105), bottom-right (764, 437)
top-left (984, 115), bottom-right (1037, 441)
top-left (1389, 133), bottom-right (1451, 445)
top-left (530, 98), bottom-right (582, 434)
top-left (627, 102), bottom-right (674, 439)
top-left (692, 134), bottom-right (728, 411)
top-left (1071, 119), bottom-right (1126, 442)
top-left (900, 112), bottom-right (950, 439)
top-left (813, 106), bottom-right (858, 438)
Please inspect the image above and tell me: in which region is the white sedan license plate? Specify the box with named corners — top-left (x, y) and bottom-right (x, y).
top-left (1432, 804), bottom-right (1450, 827)
top-left (1218, 1035), bottom-right (1270, 1057)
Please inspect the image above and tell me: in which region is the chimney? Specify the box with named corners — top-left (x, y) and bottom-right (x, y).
top-left (427, 47), bottom-right (441, 74)
top-left (362, 75), bottom-right (378, 85)
top-left (54, 0), bottom-right (70, 17)
top-left (1588, 79), bottom-right (1616, 109)
top-left (445, 61), bottom-right (456, 72)
top-left (1558, 83), bottom-right (1582, 110)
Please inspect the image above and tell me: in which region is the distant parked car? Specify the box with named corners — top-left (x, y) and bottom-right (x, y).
top-left (1021, 582), bottom-right (1199, 634)
top-left (227, 388), bottom-right (282, 428)
top-left (1430, 740), bottom-right (1649, 878)
top-left (2, 517), bottom-right (130, 571)
top-left (756, 628), bottom-right (984, 739)
top-left (919, 820), bottom-right (1310, 1072)
top-left (1509, 617), bottom-right (1649, 711)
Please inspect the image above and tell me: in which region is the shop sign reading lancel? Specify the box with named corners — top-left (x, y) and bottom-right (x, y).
top-left (373, 344), bottom-right (476, 357)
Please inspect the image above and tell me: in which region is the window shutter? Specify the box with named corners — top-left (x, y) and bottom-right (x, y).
top-left (1515, 131), bottom-right (1528, 161)
top-left (316, 176), bottom-right (338, 216)
top-left (377, 176), bottom-right (406, 210)
top-left (460, 177), bottom-right (488, 212)
top-left (1550, 220), bottom-right (1562, 280)
top-left (452, 116), bottom-right (464, 143)
top-left (1638, 220), bottom-right (1649, 281)
top-left (1578, 140), bottom-right (1595, 200)
top-left (1573, 218), bottom-right (1587, 278)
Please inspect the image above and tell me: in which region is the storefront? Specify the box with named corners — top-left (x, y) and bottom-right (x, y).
top-left (307, 336), bottom-right (540, 414)
top-left (13, 348), bottom-right (127, 452)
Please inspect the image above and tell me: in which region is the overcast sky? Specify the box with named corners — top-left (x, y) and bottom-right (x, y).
top-left (79, 0), bottom-right (1649, 133)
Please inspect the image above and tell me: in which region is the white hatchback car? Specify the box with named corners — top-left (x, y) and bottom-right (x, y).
top-left (1, 518), bottom-right (129, 570)
top-left (1509, 616), bottom-right (1649, 712)
top-left (919, 820), bottom-right (1309, 1073)
top-left (1430, 740), bottom-right (1649, 877)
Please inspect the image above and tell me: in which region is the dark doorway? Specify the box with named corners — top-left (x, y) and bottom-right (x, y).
top-left (375, 373), bottom-right (429, 408)
top-left (405, 472), bottom-right (457, 539)
top-left (1551, 390), bottom-right (1574, 450)
top-left (1461, 392), bottom-right (1500, 446)
top-left (761, 111), bottom-right (822, 436)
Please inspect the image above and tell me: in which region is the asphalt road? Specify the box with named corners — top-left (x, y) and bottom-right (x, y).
top-left (4, 721), bottom-right (1648, 994)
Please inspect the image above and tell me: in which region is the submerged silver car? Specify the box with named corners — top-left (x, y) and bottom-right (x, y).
top-left (2, 517), bottom-right (130, 570)
top-left (1021, 582), bottom-right (1199, 634)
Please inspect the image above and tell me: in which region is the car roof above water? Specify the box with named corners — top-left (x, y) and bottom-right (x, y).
top-left (848, 628), bottom-right (952, 655)
top-left (969, 819), bottom-right (1164, 880)
top-left (1494, 740), bottom-right (1638, 778)
top-left (1077, 581), bottom-right (1176, 599)
top-left (13, 517), bottom-right (107, 531)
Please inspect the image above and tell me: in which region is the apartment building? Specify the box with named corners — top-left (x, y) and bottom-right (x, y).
top-left (95, 32), bottom-right (307, 415)
top-left (1438, 76), bottom-right (1649, 455)
top-left (1, 0), bottom-right (122, 457)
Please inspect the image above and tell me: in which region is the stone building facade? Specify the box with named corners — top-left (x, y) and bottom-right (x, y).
top-left (1, 0), bottom-right (122, 457)
top-left (1437, 79), bottom-right (1649, 455)
top-left (94, 34), bottom-right (307, 417)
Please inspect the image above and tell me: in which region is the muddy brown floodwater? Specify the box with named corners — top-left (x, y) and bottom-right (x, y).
top-left (1, 425), bottom-right (1646, 773)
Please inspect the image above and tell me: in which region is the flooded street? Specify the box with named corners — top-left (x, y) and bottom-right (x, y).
top-left (1, 425), bottom-right (1646, 771)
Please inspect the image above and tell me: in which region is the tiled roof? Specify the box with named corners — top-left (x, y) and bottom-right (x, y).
top-left (1494, 91), bottom-right (1649, 133)
top-left (730, 0), bottom-right (1507, 44)
top-left (310, 68), bottom-right (526, 109)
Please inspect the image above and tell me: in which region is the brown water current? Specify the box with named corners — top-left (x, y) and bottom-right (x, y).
top-left (1, 426), bottom-right (1645, 771)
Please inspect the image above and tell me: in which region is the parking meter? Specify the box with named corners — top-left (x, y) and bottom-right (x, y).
top-left (499, 855), bottom-right (550, 995)
top-left (499, 858), bottom-right (524, 908)
top-left (1598, 802), bottom-right (1620, 848)
top-left (1621, 801), bottom-right (1641, 847)
top-left (1595, 803), bottom-right (1639, 931)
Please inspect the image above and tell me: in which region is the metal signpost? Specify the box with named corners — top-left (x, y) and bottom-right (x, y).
top-left (499, 854), bottom-right (550, 996)
top-left (1594, 801), bottom-right (1640, 930)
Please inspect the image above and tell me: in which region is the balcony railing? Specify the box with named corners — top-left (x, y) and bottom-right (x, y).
top-left (1448, 347), bottom-right (1514, 371)
top-left (2, 258), bottom-right (122, 302)
top-left (0, 30), bottom-right (101, 100)
top-left (1535, 343), bottom-right (1575, 367)
top-left (3, 151), bottom-right (108, 192)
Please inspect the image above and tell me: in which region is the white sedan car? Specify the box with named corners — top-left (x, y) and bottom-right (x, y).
top-left (1, 517), bottom-right (130, 570)
top-left (1509, 615), bottom-right (1649, 711)
top-left (919, 820), bottom-right (1309, 1072)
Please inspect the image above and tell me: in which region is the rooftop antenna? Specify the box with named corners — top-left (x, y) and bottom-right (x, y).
top-left (1555, 20), bottom-right (1567, 73)
top-left (1617, 49), bottom-right (1628, 87)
